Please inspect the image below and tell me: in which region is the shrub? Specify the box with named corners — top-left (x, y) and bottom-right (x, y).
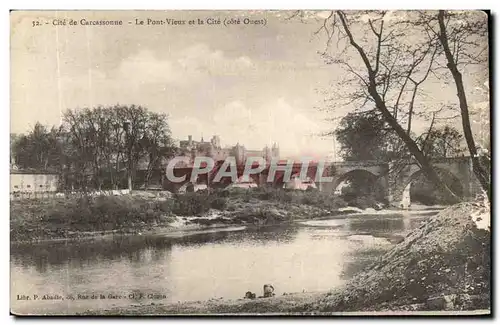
top-left (341, 194), bottom-right (378, 210)
top-left (158, 199), bottom-right (175, 214)
top-left (173, 192), bottom-right (212, 216)
top-left (258, 190), bottom-right (273, 200)
top-left (296, 190), bottom-right (347, 210)
top-left (210, 197), bottom-right (228, 210)
top-left (90, 196), bottom-right (140, 225)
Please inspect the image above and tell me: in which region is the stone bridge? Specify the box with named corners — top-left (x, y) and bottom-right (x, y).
top-left (164, 156), bottom-right (482, 206)
top-left (386, 157), bottom-right (482, 207)
top-left (318, 157), bottom-right (482, 207)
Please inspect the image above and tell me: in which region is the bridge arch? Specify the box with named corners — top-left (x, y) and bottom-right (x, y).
top-left (333, 169), bottom-right (387, 203)
top-left (398, 166), bottom-right (465, 208)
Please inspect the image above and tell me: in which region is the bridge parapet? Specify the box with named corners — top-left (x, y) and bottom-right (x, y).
top-left (393, 156), bottom-right (472, 165)
top-left (330, 160), bottom-right (388, 167)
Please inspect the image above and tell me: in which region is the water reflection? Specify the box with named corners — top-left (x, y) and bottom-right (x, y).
top-left (11, 226), bottom-right (300, 273)
top-left (11, 213), bottom-right (434, 314)
top-left (347, 217), bottom-right (405, 233)
top-left (11, 236), bottom-right (175, 273)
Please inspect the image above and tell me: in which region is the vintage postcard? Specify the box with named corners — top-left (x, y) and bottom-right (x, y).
top-left (10, 10), bottom-right (491, 316)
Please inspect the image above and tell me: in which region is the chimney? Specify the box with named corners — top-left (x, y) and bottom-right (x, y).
top-left (188, 135), bottom-right (192, 143)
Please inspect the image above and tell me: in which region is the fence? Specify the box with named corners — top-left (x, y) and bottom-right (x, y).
top-left (10, 189), bottom-right (132, 201)
top-left (10, 191), bottom-right (60, 201)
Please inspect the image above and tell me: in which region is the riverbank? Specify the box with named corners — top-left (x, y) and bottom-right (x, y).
top-left (306, 199), bottom-right (490, 313)
top-left (81, 198), bottom-right (490, 315)
top-left (10, 188), bottom-right (350, 243)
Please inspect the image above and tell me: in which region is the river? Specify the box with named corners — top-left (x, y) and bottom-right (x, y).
top-left (11, 208), bottom-right (441, 314)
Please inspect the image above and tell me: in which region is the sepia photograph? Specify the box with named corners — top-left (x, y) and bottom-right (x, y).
top-left (9, 9), bottom-right (491, 316)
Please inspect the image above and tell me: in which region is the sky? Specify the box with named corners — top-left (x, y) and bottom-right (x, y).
top-left (10, 10), bottom-right (490, 158)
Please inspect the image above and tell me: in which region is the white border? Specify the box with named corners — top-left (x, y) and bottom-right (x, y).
top-left (2, 1), bottom-right (498, 324)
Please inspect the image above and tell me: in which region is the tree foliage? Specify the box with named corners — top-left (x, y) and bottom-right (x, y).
top-left (11, 105), bottom-right (176, 191)
top-left (335, 110), bottom-right (408, 162)
top-left (11, 123), bottom-right (62, 171)
top-left (336, 109), bottom-right (465, 161)
top-left (416, 125), bottom-right (465, 159)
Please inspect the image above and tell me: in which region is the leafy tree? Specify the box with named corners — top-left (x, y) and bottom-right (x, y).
top-left (60, 105), bottom-right (176, 191)
top-left (11, 123), bottom-right (62, 171)
top-left (335, 110), bottom-right (408, 162)
top-left (139, 111), bottom-right (177, 187)
top-left (416, 125), bottom-right (465, 158)
top-left (12, 105), bottom-right (177, 191)
top-left (335, 110), bottom-right (409, 204)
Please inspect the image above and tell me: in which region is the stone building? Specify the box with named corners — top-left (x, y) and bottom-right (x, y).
top-left (178, 135), bottom-right (280, 165)
top-left (232, 142), bottom-right (280, 165)
top-left (10, 169), bottom-right (59, 193)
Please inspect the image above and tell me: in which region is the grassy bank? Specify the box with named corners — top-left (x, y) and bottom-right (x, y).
top-left (10, 187), bottom-right (348, 242)
top-left (10, 195), bottom-right (174, 242)
top-left (81, 199), bottom-right (490, 315)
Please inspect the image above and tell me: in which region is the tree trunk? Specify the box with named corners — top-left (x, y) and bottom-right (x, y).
top-left (437, 10), bottom-right (491, 200)
top-left (128, 173), bottom-right (132, 192)
top-left (145, 153), bottom-right (158, 188)
top-left (109, 162), bottom-right (115, 190)
top-left (336, 11), bottom-right (460, 204)
top-left (406, 84), bottom-right (418, 134)
top-left (368, 85), bottom-right (460, 204)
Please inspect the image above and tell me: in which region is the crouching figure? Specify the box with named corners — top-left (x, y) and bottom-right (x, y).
top-left (263, 284), bottom-right (275, 298)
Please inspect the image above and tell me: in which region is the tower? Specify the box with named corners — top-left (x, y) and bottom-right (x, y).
top-left (263, 145), bottom-right (272, 163)
top-left (272, 142), bottom-right (280, 159)
top-left (233, 143), bottom-right (245, 165)
top-left (211, 135), bottom-right (221, 149)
